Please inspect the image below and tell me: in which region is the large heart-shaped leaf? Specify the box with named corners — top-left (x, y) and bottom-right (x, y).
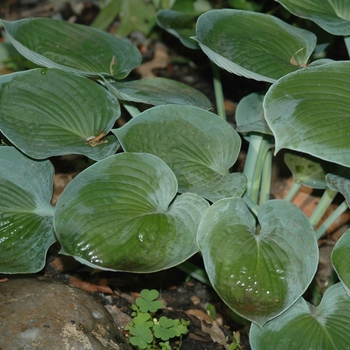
top-left (156, 10), bottom-right (199, 49)
top-left (332, 228), bottom-right (350, 297)
top-left (106, 77), bottom-right (211, 109)
top-left (1, 18), bottom-right (141, 79)
top-left (197, 197), bottom-right (318, 327)
top-left (113, 104), bottom-right (246, 202)
top-left (54, 152), bottom-right (209, 272)
top-left (277, 0), bottom-right (350, 35)
top-left (0, 68), bottom-right (120, 161)
top-left (194, 9), bottom-right (316, 83)
top-left (0, 147), bottom-right (55, 273)
top-left (264, 61), bottom-right (350, 168)
top-left (250, 283), bottom-right (350, 349)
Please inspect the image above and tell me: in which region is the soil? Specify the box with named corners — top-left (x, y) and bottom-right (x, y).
top-left (0, 1), bottom-right (349, 350)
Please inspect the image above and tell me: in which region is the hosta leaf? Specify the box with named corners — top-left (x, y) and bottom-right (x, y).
top-left (1, 18), bottom-right (141, 79)
top-left (326, 173), bottom-right (350, 207)
top-left (194, 9), bottom-right (316, 83)
top-left (264, 61), bottom-right (350, 168)
top-left (332, 228), bottom-right (350, 297)
top-left (235, 93), bottom-right (272, 135)
top-left (277, 0), bottom-right (350, 35)
top-left (284, 151), bottom-right (333, 189)
top-left (197, 197), bottom-right (318, 327)
top-left (0, 68), bottom-right (120, 161)
top-left (156, 10), bottom-right (199, 49)
top-left (113, 104), bottom-right (246, 202)
top-left (0, 147), bottom-right (55, 273)
top-left (54, 152), bottom-right (209, 272)
top-left (250, 283), bottom-right (350, 349)
top-left (106, 77), bottom-right (211, 109)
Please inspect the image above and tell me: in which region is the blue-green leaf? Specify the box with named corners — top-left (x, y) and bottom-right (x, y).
top-left (54, 152), bottom-right (209, 272)
top-left (277, 0), bottom-right (350, 35)
top-left (332, 228), bottom-right (350, 297)
top-left (106, 77), bottom-right (211, 109)
top-left (1, 18), bottom-right (141, 79)
top-left (197, 197), bottom-right (318, 327)
top-left (250, 283), bottom-right (350, 349)
top-left (0, 69), bottom-right (120, 161)
top-left (264, 61), bottom-right (350, 167)
top-left (113, 105), bottom-right (246, 202)
top-left (0, 147), bottom-right (55, 273)
top-left (194, 9), bottom-right (316, 83)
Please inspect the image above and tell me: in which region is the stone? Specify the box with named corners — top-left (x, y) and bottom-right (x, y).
top-left (0, 278), bottom-right (132, 350)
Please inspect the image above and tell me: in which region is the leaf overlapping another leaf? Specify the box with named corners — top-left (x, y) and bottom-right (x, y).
top-left (113, 104), bottom-right (246, 202)
top-left (54, 152), bottom-right (209, 272)
top-left (264, 61), bottom-right (350, 168)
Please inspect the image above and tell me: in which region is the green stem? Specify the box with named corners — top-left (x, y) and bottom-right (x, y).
top-left (245, 134), bottom-right (272, 204)
top-left (211, 62), bottom-right (226, 120)
top-left (344, 35), bottom-right (350, 58)
top-left (284, 182), bottom-right (302, 202)
top-left (314, 201), bottom-right (348, 240)
top-left (243, 133), bottom-right (264, 200)
top-left (309, 187), bottom-right (338, 228)
top-left (259, 147), bottom-right (272, 205)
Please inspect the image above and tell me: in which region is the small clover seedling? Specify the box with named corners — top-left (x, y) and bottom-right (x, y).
top-left (136, 289), bottom-right (163, 313)
top-left (126, 289), bottom-right (189, 350)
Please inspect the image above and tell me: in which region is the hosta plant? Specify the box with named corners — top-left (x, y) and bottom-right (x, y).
top-left (1, 2), bottom-right (350, 348)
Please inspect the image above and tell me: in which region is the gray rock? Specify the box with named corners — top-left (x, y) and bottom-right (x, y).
top-left (0, 278), bottom-right (132, 350)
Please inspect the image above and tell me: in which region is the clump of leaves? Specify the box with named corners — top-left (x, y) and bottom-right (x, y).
top-left (125, 289), bottom-right (190, 350)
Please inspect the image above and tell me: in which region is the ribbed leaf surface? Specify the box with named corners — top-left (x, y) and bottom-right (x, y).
top-left (113, 105), bottom-right (246, 202)
top-left (0, 69), bottom-right (120, 161)
top-left (1, 18), bottom-right (141, 79)
top-left (250, 283), bottom-right (350, 349)
top-left (194, 9), bottom-right (316, 82)
top-left (277, 0), bottom-right (350, 35)
top-left (0, 147), bottom-right (55, 273)
top-left (197, 197), bottom-right (318, 327)
top-left (264, 61), bottom-right (350, 167)
top-left (54, 152), bottom-right (209, 272)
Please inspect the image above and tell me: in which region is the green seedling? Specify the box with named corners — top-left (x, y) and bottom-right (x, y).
top-left (125, 289), bottom-right (189, 350)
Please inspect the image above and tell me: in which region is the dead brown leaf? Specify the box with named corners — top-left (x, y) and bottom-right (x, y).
top-left (68, 276), bottom-right (113, 294)
top-left (185, 308), bottom-right (213, 323)
top-left (135, 43), bottom-right (169, 78)
top-left (201, 320), bottom-right (229, 350)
